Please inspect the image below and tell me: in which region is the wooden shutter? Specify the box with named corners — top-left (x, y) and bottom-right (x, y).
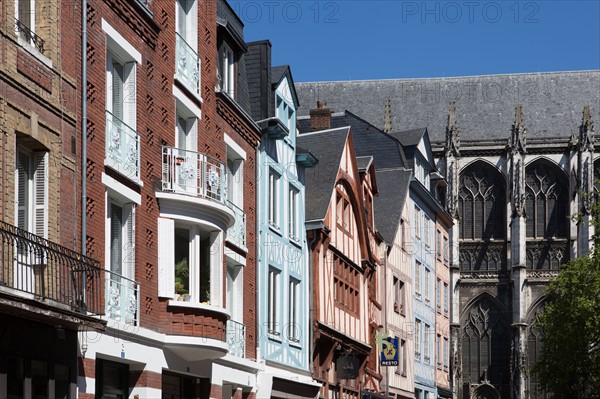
top-left (124, 62), bottom-right (136, 129)
top-left (123, 204), bottom-right (135, 280)
top-left (16, 151), bottom-right (30, 231)
top-left (33, 152), bottom-right (48, 238)
top-left (110, 203), bottom-right (123, 275)
top-left (158, 218), bottom-right (175, 298)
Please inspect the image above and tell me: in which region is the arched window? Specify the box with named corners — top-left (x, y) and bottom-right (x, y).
top-left (525, 160), bottom-right (568, 239)
top-left (461, 297), bottom-right (511, 397)
top-left (527, 303), bottom-right (551, 399)
top-left (459, 163), bottom-right (505, 240)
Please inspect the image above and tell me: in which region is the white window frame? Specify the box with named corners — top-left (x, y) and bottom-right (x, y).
top-left (396, 339), bottom-right (407, 376)
top-left (444, 282), bottom-right (449, 316)
top-left (176, 0), bottom-right (198, 47)
top-left (424, 268), bottom-right (431, 305)
top-left (268, 169), bottom-right (280, 229)
top-left (436, 334), bottom-right (442, 368)
top-left (268, 266), bottom-right (281, 338)
top-left (436, 278), bottom-right (441, 312)
top-left (15, 148), bottom-right (48, 238)
top-left (289, 186), bottom-right (299, 242)
top-left (226, 264), bottom-right (243, 322)
top-left (393, 276), bottom-right (405, 314)
top-left (288, 278), bottom-right (300, 343)
top-left (414, 319), bottom-right (421, 358)
top-left (15, 0), bottom-right (35, 41)
top-left (424, 215), bottom-right (431, 249)
top-left (414, 206), bottom-right (421, 240)
top-left (221, 43), bottom-right (235, 98)
top-left (226, 145), bottom-right (244, 209)
top-left (443, 337), bottom-right (449, 369)
top-left (424, 324), bottom-right (431, 363)
top-left (415, 261), bottom-right (422, 299)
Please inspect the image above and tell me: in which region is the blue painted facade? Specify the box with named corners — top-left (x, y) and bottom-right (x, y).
top-left (410, 149), bottom-right (438, 399)
top-left (257, 71), bottom-right (311, 372)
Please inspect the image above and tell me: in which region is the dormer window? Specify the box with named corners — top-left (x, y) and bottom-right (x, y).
top-left (220, 43), bottom-right (235, 98)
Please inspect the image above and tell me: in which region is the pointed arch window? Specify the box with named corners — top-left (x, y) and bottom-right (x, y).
top-left (594, 158), bottom-right (600, 193)
top-left (525, 160), bottom-right (568, 239)
top-left (459, 163), bottom-right (505, 240)
top-left (527, 303), bottom-right (551, 399)
top-left (461, 298), bottom-right (510, 394)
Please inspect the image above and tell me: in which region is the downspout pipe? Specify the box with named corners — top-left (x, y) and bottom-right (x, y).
top-left (306, 227), bottom-right (319, 380)
top-left (81, 0), bottom-right (87, 259)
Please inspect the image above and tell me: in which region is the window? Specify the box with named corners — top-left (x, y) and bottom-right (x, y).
top-left (415, 389), bottom-right (422, 399)
top-left (333, 254), bottom-right (360, 315)
top-left (424, 324), bottom-right (431, 363)
top-left (15, 0), bottom-right (42, 52)
top-left (336, 188), bottom-right (352, 233)
top-left (424, 215), bottom-right (431, 248)
top-left (414, 206), bottom-right (421, 240)
top-left (220, 43), bottom-right (235, 98)
top-left (424, 268), bottom-right (431, 304)
top-left (96, 359), bottom-right (129, 399)
top-left (176, 112), bottom-right (198, 152)
top-left (162, 371), bottom-right (203, 399)
top-left (443, 337), bottom-right (449, 369)
top-left (289, 186), bottom-right (299, 241)
top-left (414, 319), bottom-right (421, 358)
top-left (396, 339), bottom-right (407, 376)
top-left (15, 148), bottom-right (47, 238)
top-left (444, 282), bottom-right (449, 316)
top-left (268, 267), bottom-right (280, 336)
top-left (176, 0), bottom-right (197, 45)
top-left (436, 278), bottom-right (441, 313)
top-left (276, 95), bottom-right (295, 131)
top-left (288, 278), bottom-right (300, 343)
top-left (226, 148), bottom-right (243, 207)
top-left (175, 0), bottom-right (199, 93)
top-left (393, 276), bottom-right (405, 315)
top-left (436, 334), bottom-right (442, 368)
top-left (400, 218), bottom-right (407, 251)
top-left (443, 236), bottom-right (449, 264)
top-left (106, 201), bottom-right (136, 322)
top-left (415, 261), bottom-right (421, 298)
top-left (268, 169), bottom-right (280, 229)
top-left (226, 264), bottom-right (242, 322)
top-left (436, 230), bottom-right (441, 258)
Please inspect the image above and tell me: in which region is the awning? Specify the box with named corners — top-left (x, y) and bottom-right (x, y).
top-left (259, 374), bottom-right (322, 399)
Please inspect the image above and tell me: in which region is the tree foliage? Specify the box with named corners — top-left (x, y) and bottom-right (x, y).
top-left (533, 192), bottom-right (600, 398)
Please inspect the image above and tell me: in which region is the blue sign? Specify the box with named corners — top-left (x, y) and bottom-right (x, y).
top-left (380, 337), bottom-right (399, 366)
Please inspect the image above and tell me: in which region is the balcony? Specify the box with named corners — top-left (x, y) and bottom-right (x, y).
top-left (226, 319), bottom-right (246, 358)
top-left (105, 111), bottom-right (141, 181)
top-left (226, 201), bottom-right (246, 250)
top-left (0, 221), bottom-right (102, 316)
top-left (175, 33), bottom-right (200, 96)
top-left (105, 270), bottom-right (140, 326)
top-left (15, 18), bottom-right (45, 54)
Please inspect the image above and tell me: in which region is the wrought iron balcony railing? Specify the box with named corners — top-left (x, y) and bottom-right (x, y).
top-left (175, 33), bottom-right (200, 95)
top-left (105, 111), bottom-right (141, 181)
top-left (161, 146), bottom-right (227, 204)
top-left (105, 270), bottom-right (140, 326)
top-left (226, 201), bottom-right (246, 250)
top-left (0, 221), bottom-right (102, 315)
top-left (15, 18), bottom-right (45, 54)
top-left (226, 319), bottom-right (246, 358)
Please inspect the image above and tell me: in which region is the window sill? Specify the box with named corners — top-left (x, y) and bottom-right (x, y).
top-left (394, 371), bottom-right (407, 377)
top-left (167, 300), bottom-right (230, 318)
top-left (269, 223), bottom-right (282, 236)
top-left (17, 37), bottom-right (53, 69)
top-left (289, 236), bottom-right (302, 248)
top-left (268, 331), bottom-right (282, 342)
top-left (288, 338), bottom-right (302, 349)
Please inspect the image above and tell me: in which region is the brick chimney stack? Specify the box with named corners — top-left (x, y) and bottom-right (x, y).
top-left (310, 100), bottom-right (332, 131)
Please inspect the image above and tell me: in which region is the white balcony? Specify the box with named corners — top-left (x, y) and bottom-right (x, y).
top-left (226, 319), bottom-right (246, 358)
top-left (175, 33), bottom-right (200, 96)
top-left (226, 201), bottom-right (246, 251)
top-left (105, 111), bottom-right (141, 181)
top-left (105, 270), bottom-right (140, 326)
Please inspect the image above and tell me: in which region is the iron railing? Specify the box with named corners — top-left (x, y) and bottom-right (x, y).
top-left (105, 110), bottom-right (141, 181)
top-left (105, 270), bottom-right (140, 326)
top-left (226, 319), bottom-right (246, 358)
top-left (226, 201), bottom-right (246, 249)
top-left (161, 146), bottom-right (227, 204)
top-left (175, 33), bottom-right (200, 95)
top-left (0, 221), bottom-right (102, 315)
top-left (15, 18), bottom-right (45, 54)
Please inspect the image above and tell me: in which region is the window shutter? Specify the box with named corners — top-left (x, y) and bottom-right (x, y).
top-left (124, 204), bottom-right (135, 280)
top-left (16, 151), bottom-right (30, 231)
top-left (158, 218), bottom-right (175, 298)
top-left (177, 0), bottom-right (186, 38)
top-left (177, 116), bottom-right (186, 150)
top-left (234, 267), bottom-right (243, 322)
top-left (112, 61), bottom-right (124, 121)
top-left (188, 118), bottom-right (198, 152)
top-left (124, 62), bottom-right (136, 129)
top-left (227, 159), bottom-right (234, 203)
top-left (33, 152), bottom-right (48, 238)
top-left (189, 0), bottom-right (198, 49)
top-left (110, 204), bottom-right (123, 275)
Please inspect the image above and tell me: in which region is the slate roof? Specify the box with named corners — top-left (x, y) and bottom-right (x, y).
top-left (373, 169), bottom-right (412, 244)
top-left (391, 128), bottom-right (427, 147)
top-left (299, 111), bottom-right (408, 169)
top-left (297, 127), bottom-right (350, 222)
top-left (296, 71), bottom-right (600, 142)
top-left (271, 65), bottom-right (288, 85)
top-left (356, 156), bottom-right (373, 171)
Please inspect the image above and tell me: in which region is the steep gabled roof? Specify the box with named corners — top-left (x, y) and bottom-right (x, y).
top-left (373, 168), bottom-right (412, 244)
top-left (298, 110), bottom-right (408, 169)
top-left (297, 127), bottom-right (351, 222)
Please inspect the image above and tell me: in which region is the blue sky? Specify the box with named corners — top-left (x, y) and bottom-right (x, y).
top-left (234, 1), bottom-right (600, 82)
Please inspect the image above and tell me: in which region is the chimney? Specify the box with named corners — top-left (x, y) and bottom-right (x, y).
top-left (310, 100), bottom-right (331, 131)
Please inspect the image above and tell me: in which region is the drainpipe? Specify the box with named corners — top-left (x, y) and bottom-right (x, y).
top-left (255, 146), bottom-right (261, 361)
top-left (306, 227), bottom-right (318, 379)
top-left (81, 0), bottom-right (88, 259)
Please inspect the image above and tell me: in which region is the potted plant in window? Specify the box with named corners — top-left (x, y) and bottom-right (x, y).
top-left (175, 258), bottom-right (190, 301)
